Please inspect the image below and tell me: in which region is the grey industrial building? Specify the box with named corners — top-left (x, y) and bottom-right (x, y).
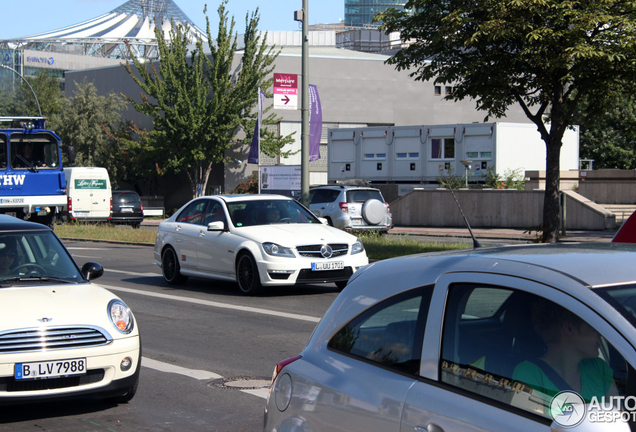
top-left (0, 0), bottom-right (531, 211)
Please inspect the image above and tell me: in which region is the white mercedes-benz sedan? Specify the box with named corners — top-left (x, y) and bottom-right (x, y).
top-left (0, 215), bottom-right (140, 405)
top-left (154, 195), bottom-right (369, 295)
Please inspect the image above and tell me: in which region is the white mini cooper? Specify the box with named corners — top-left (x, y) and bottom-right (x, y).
top-left (0, 215), bottom-right (140, 404)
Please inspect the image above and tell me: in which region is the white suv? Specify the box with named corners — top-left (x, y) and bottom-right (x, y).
top-left (308, 185), bottom-right (393, 233)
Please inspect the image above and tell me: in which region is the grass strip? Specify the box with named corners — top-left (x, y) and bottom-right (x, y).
top-left (54, 224), bottom-right (469, 260)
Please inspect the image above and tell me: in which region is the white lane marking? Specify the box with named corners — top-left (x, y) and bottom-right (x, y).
top-left (142, 357), bottom-right (269, 400)
top-left (100, 284), bottom-right (321, 323)
top-left (241, 388), bottom-right (270, 399)
top-left (66, 247), bottom-right (109, 250)
top-left (142, 357), bottom-right (222, 380)
top-left (106, 269), bottom-right (162, 277)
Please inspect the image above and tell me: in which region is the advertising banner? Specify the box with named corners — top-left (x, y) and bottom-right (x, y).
top-left (308, 84), bottom-right (322, 161)
top-left (273, 73), bottom-right (298, 110)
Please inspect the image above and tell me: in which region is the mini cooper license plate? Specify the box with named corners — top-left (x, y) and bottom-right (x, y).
top-left (15, 358), bottom-right (87, 380)
top-left (312, 261), bottom-right (344, 271)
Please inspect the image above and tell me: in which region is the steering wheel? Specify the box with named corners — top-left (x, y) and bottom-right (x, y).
top-left (14, 263), bottom-right (46, 276)
top-left (279, 217), bottom-right (292, 223)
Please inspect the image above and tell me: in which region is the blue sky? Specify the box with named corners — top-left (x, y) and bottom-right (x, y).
top-left (0, 0), bottom-right (344, 39)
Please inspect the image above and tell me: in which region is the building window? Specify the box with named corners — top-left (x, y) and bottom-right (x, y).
top-left (397, 152), bottom-right (419, 159)
top-left (431, 138), bottom-right (455, 159)
top-left (445, 86), bottom-right (452, 95)
top-left (435, 86), bottom-right (441, 96)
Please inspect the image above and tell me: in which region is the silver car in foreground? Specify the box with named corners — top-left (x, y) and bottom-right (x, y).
top-left (265, 243), bottom-right (636, 431)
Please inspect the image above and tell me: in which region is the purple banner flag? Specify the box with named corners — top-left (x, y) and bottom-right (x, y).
top-left (309, 84), bottom-right (322, 162)
top-left (248, 90), bottom-right (265, 164)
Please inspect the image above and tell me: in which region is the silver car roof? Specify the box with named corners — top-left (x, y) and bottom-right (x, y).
top-left (308, 243), bottom-right (636, 348)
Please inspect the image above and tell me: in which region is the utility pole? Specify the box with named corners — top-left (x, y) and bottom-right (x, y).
top-left (299, 0), bottom-right (310, 206)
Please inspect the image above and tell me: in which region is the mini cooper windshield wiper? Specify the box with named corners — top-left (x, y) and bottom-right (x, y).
top-left (0, 276), bottom-right (78, 284)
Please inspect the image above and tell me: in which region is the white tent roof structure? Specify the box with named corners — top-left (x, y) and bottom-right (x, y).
top-left (0, 0), bottom-right (208, 60)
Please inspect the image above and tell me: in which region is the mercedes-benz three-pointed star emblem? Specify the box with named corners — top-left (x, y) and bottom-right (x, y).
top-left (320, 245), bottom-right (333, 258)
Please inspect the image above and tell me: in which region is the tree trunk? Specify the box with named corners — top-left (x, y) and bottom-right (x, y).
top-left (542, 138), bottom-right (562, 243)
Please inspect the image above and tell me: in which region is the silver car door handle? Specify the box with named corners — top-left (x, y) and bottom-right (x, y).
top-left (416, 424), bottom-right (444, 432)
top-left (176, 225), bottom-right (182, 232)
top-left (199, 230), bottom-right (205, 237)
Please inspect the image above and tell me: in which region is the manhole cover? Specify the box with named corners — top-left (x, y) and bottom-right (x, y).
top-left (209, 377), bottom-right (271, 390)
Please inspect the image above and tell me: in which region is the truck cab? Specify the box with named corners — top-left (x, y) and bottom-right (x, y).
top-left (0, 116), bottom-right (68, 226)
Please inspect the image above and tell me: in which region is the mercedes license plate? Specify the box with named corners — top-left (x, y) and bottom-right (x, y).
top-left (312, 261), bottom-right (344, 271)
top-left (15, 358), bottom-right (87, 380)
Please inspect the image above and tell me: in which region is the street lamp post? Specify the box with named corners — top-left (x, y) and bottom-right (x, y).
top-left (300, 0), bottom-right (309, 206)
top-left (295, 0), bottom-right (310, 206)
top-left (460, 159), bottom-right (472, 188)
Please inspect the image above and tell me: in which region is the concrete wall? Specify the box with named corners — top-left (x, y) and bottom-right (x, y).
top-left (390, 189), bottom-right (615, 230)
top-left (578, 170), bottom-right (636, 204)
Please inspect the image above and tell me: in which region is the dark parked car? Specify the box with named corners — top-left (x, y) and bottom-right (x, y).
top-left (111, 190), bottom-right (144, 228)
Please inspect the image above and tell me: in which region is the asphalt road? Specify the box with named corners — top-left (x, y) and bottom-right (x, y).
top-left (0, 241), bottom-right (342, 432)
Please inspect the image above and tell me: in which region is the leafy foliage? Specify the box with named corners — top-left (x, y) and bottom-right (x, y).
top-left (122, 1), bottom-right (292, 199)
top-left (437, 165), bottom-right (468, 189)
top-left (378, 0), bottom-right (636, 241)
top-left (575, 92), bottom-right (636, 169)
top-left (483, 167), bottom-right (526, 190)
top-left (53, 80), bottom-right (127, 182)
top-left (229, 171), bottom-right (259, 194)
top-left (0, 71), bottom-right (63, 119)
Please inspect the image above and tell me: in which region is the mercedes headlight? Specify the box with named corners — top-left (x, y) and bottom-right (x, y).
top-left (108, 299), bottom-right (135, 334)
top-left (351, 239), bottom-right (364, 255)
top-left (263, 242), bottom-right (295, 258)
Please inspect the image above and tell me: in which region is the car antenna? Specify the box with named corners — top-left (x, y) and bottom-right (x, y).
top-left (447, 184), bottom-right (482, 249)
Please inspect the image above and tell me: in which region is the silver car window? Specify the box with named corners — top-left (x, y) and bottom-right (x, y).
top-left (440, 284), bottom-right (630, 421)
top-left (328, 287), bottom-right (432, 375)
top-left (346, 190), bottom-right (383, 203)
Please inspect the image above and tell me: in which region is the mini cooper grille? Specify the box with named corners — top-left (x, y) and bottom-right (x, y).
top-left (0, 327), bottom-right (112, 354)
top-left (296, 244), bottom-right (349, 258)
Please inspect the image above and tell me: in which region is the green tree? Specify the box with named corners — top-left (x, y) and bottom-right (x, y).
top-left (122, 1), bottom-right (292, 199)
top-left (103, 121), bottom-right (163, 193)
top-left (25, 71), bottom-right (64, 119)
top-left (379, 0), bottom-right (636, 242)
top-left (0, 70), bottom-right (62, 119)
top-left (575, 92), bottom-right (636, 169)
top-left (54, 80), bottom-right (127, 179)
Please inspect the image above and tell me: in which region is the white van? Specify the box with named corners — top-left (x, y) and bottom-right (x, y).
top-left (63, 167), bottom-right (112, 222)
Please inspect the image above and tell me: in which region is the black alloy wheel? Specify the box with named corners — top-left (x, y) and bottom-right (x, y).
top-left (162, 247), bottom-right (188, 285)
top-left (236, 253), bottom-right (263, 295)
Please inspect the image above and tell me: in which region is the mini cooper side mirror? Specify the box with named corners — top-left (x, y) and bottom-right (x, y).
top-left (82, 262), bottom-right (104, 281)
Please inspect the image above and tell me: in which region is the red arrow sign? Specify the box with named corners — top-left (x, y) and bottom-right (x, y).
top-left (282, 95), bottom-right (290, 104)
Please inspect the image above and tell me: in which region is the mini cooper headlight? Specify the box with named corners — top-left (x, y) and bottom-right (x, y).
top-left (108, 299), bottom-right (135, 334)
top-left (263, 242), bottom-right (295, 258)
top-left (351, 239), bottom-right (364, 255)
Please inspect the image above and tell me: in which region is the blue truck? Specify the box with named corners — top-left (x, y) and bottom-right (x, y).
top-left (0, 116), bottom-right (72, 227)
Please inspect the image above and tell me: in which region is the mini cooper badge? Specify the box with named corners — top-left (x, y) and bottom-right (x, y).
top-left (38, 317), bottom-right (53, 323)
